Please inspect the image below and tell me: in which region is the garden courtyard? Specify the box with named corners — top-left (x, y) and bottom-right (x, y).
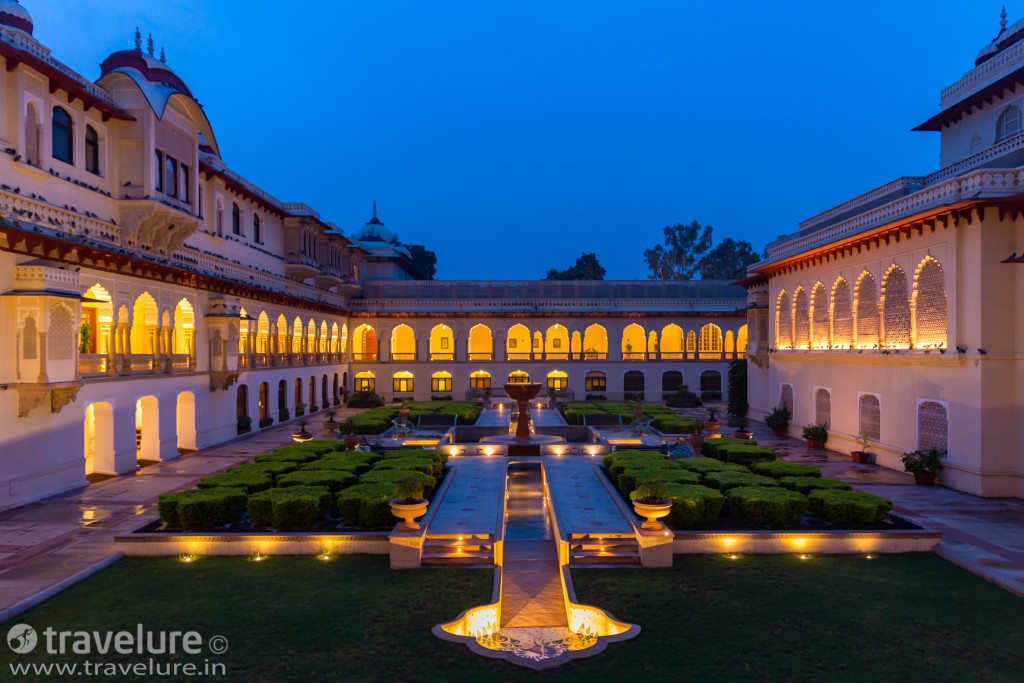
top-left (1, 553), bottom-right (1021, 680)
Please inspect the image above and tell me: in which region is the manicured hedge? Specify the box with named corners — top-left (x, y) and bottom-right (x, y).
top-left (617, 465), bottom-right (700, 495)
top-left (254, 447), bottom-right (323, 464)
top-left (228, 461), bottom-right (298, 481)
top-left (650, 415), bottom-right (698, 434)
top-left (808, 489), bottom-right (892, 524)
top-left (247, 485), bottom-right (332, 529)
top-left (704, 471), bottom-right (779, 492)
top-left (381, 449), bottom-right (446, 465)
top-left (276, 470), bottom-right (357, 493)
top-left (713, 445), bottom-right (777, 466)
top-left (196, 470), bottom-right (273, 494)
top-left (701, 437), bottom-right (757, 457)
top-left (778, 476), bottom-right (852, 495)
top-left (158, 487), bottom-right (247, 530)
top-left (359, 468), bottom-right (436, 496)
top-left (726, 486), bottom-right (808, 525)
top-left (340, 402), bottom-right (482, 435)
top-left (561, 401), bottom-right (679, 426)
top-left (753, 461), bottom-right (821, 479)
top-left (675, 457), bottom-right (749, 480)
top-left (663, 484), bottom-right (725, 527)
top-left (371, 457), bottom-right (440, 477)
top-left (300, 457), bottom-right (374, 474)
top-left (289, 441), bottom-right (342, 455)
top-left (336, 482), bottom-right (395, 528)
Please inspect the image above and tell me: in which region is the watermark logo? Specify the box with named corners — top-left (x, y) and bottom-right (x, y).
top-left (7, 624), bottom-right (38, 654)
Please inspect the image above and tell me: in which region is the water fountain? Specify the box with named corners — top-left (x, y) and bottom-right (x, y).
top-left (480, 384), bottom-right (566, 455)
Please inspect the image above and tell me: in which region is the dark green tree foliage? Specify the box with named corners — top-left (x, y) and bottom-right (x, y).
top-left (406, 244), bottom-right (437, 280)
top-left (699, 237), bottom-right (760, 279)
top-left (727, 359), bottom-right (748, 419)
top-left (644, 220), bottom-right (714, 279)
top-left (546, 252), bottom-right (606, 280)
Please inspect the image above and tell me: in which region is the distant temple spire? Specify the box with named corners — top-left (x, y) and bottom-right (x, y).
top-left (1001, 5), bottom-right (1008, 31)
top-left (372, 200), bottom-right (378, 220)
top-left (160, 47), bottom-right (166, 64)
top-left (147, 33), bottom-right (154, 57)
top-left (134, 27), bottom-right (141, 51)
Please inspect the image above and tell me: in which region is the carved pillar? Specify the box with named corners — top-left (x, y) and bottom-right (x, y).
top-left (36, 330), bottom-right (48, 383)
top-left (220, 337), bottom-right (228, 372)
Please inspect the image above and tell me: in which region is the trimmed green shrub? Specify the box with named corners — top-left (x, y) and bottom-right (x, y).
top-left (779, 477), bottom-right (852, 495)
top-left (650, 415), bottom-right (697, 434)
top-left (371, 457), bottom-right (440, 477)
top-left (158, 487), bottom-right (247, 530)
top-left (675, 457), bottom-right (749, 479)
top-left (606, 451), bottom-right (672, 479)
top-left (336, 482), bottom-right (395, 528)
top-left (808, 489), bottom-right (892, 524)
top-left (618, 465), bottom-right (699, 495)
top-left (701, 437), bottom-right (756, 457)
top-left (227, 461), bottom-right (299, 481)
top-left (359, 468), bottom-right (436, 496)
top-left (381, 449), bottom-right (445, 465)
top-left (301, 457), bottom-right (371, 474)
top-left (714, 444), bottom-right (777, 466)
top-left (276, 470), bottom-right (357, 493)
top-left (726, 486), bottom-right (807, 525)
top-left (254, 447), bottom-right (322, 464)
top-left (288, 441), bottom-right (342, 455)
top-left (346, 391), bottom-right (385, 408)
top-left (705, 471), bottom-right (779, 492)
top-left (752, 461), bottom-right (821, 479)
top-left (247, 486), bottom-right (331, 530)
top-left (663, 484), bottom-right (724, 528)
top-left (196, 470), bottom-right (273, 494)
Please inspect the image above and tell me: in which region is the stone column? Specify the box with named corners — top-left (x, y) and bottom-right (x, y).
top-left (36, 330), bottom-right (48, 383)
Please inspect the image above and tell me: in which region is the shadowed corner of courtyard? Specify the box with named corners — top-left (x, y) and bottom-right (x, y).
top-left (1, 554), bottom-right (1022, 682)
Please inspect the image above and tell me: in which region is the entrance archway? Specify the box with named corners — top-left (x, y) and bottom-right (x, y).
top-left (135, 395), bottom-right (160, 463)
top-left (176, 391), bottom-right (196, 451)
top-left (84, 401), bottom-right (114, 475)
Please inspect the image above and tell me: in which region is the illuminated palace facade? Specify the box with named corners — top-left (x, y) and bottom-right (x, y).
top-left (745, 13), bottom-right (1024, 498)
top-left (0, 3), bottom-right (746, 510)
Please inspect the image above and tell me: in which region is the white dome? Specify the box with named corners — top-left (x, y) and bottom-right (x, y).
top-left (0, 0), bottom-right (33, 35)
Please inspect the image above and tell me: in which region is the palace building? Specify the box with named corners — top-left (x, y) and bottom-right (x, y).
top-left (745, 9), bottom-right (1024, 498)
top-left (0, 2), bottom-right (746, 510)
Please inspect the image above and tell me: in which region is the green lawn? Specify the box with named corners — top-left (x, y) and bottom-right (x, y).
top-left (2, 554), bottom-right (1021, 681)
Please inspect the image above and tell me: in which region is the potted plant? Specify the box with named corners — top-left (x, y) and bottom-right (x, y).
top-left (343, 429), bottom-right (360, 451)
top-left (706, 406), bottom-right (720, 431)
top-left (258, 416), bottom-right (274, 429)
top-left (764, 403), bottom-right (791, 438)
top-left (851, 433), bottom-right (873, 464)
top-left (630, 478), bottom-right (673, 530)
top-left (632, 400), bottom-right (645, 420)
top-left (389, 475), bottom-right (429, 529)
top-left (278, 406), bottom-right (290, 423)
top-left (295, 402), bottom-right (306, 417)
top-left (901, 448), bottom-right (944, 486)
top-left (729, 415), bottom-right (752, 439)
top-left (688, 419), bottom-right (706, 450)
top-left (236, 415), bottom-right (252, 435)
top-left (322, 408), bottom-right (339, 437)
top-left (292, 419), bottom-right (313, 443)
top-left (398, 399), bottom-right (411, 422)
top-left (802, 423), bottom-right (828, 449)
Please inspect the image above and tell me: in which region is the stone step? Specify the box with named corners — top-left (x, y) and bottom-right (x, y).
top-left (569, 548), bottom-right (640, 560)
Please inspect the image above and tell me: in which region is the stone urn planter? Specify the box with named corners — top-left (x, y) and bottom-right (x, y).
top-left (806, 439), bottom-right (824, 450)
top-left (913, 471), bottom-right (938, 487)
top-left (343, 434), bottom-right (360, 451)
top-left (771, 427), bottom-right (787, 438)
top-left (632, 500), bottom-right (673, 530)
top-left (689, 433), bottom-right (705, 450)
top-left (322, 420), bottom-right (339, 437)
top-left (851, 451), bottom-right (871, 464)
top-left (389, 498), bottom-right (429, 529)
top-left (733, 430), bottom-right (753, 440)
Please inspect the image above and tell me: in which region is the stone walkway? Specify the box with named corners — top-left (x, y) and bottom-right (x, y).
top-left (424, 456), bottom-right (506, 537)
top-left (544, 457), bottom-right (633, 536)
top-left (746, 420), bottom-right (1024, 596)
top-left (0, 410), bottom-right (362, 617)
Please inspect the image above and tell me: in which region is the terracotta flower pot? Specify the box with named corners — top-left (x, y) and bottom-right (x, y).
top-left (806, 439), bottom-right (824, 450)
top-left (913, 471), bottom-right (938, 487)
top-left (343, 434), bottom-right (360, 451)
top-left (771, 427), bottom-right (787, 438)
top-left (390, 498), bottom-right (429, 529)
top-left (851, 451), bottom-right (871, 464)
top-left (633, 500), bottom-right (673, 530)
top-left (689, 434), bottom-right (705, 450)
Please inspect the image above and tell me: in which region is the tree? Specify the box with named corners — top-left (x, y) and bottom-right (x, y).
top-left (406, 244), bottom-right (437, 280)
top-left (644, 220), bottom-right (714, 280)
top-left (546, 252), bottom-right (606, 280)
top-left (699, 237), bottom-right (760, 279)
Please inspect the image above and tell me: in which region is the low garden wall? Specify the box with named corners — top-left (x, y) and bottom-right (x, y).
top-left (115, 532), bottom-right (390, 557)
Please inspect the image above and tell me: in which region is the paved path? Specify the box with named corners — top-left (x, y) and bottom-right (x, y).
top-left (0, 410), bottom-right (362, 616)
top-left (544, 457), bottom-right (633, 536)
top-left (475, 407), bottom-right (511, 428)
top-left (424, 456), bottom-right (505, 536)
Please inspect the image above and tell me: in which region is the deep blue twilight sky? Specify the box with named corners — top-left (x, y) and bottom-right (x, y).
top-left (33, 1), bottom-right (1005, 279)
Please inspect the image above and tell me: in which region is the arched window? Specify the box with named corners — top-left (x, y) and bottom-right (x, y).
top-left (855, 272), bottom-right (879, 348)
top-left (792, 287), bottom-right (809, 349)
top-left (912, 257), bottom-right (947, 349)
top-left (85, 125), bottom-right (100, 175)
top-left (775, 290), bottom-right (791, 348)
top-left (546, 370), bottom-right (568, 391)
top-left (780, 384), bottom-right (793, 412)
top-left (22, 314), bottom-right (38, 359)
top-left (831, 278), bottom-right (853, 349)
top-left (470, 370), bottom-right (491, 390)
top-left (662, 370), bottom-right (683, 393)
top-left (232, 203), bottom-right (241, 235)
top-left (881, 265), bottom-right (910, 348)
top-left (918, 401), bottom-right (948, 452)
top-left (585, 370), bottom-right (606, 392)
top-left (253, 214), bottom-right (261, 243)
top-left (810, 283), bottom-right (828, 349)
top-left (996, 104), bottom-right (1021, 142)
top-left (215, 199), bottom-right (224, 236)
top-left (25, 103), bottom-right (40, 166)
top-left (48, 303), bottom-right (74, 360)
top-left (858, 394), bottom-right (880, 442)
top-left (698, 323), bottom-right (722, 355)
top-left (508, 370), bottom-right (530, 384)
top-left (52, 106), bottom-right (73, 164)
top-left (700, 371), bottom-right (721, 399)
top-left (814, 388), bottom-right (831, 427)
top-left (623, 370), bottom-right (645, 399)
top-left (354, 371), bottom-right (375, 393)
top-left (164, 154), bottom-right (177, 197)
top-left (431, 371), bottom-right (452, 393)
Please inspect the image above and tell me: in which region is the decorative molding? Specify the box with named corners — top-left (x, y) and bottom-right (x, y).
top-left (14, 381), bottom-right (82, 417)
top-left (208, 371), bottom-right (240, 392)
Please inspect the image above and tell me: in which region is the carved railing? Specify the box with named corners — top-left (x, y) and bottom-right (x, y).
top-left (129, 354), bottom-right (154, 374)
top-left (78, 354), bottom-right (108, 378)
